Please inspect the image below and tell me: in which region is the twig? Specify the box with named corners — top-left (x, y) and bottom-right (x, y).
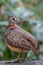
top-left (0, 60), bottom-right (43, 65)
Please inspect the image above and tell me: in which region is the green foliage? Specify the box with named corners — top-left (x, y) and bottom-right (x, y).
top-left (27, 50), bottom-right (39, 60)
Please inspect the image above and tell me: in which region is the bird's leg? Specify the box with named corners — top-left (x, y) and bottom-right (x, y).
top-left (24, 52), bottom-right (27, 60)
top-left (16, 52), bottom-right (21, 61)
top-left (4, 52), bottom-right (21, 63)
top-left (10, 52), bottom-right (21, 63)
top-left (22, 52), bottom-right (27, 61)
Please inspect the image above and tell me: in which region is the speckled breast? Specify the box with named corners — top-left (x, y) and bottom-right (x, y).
top-left (4, 28), bottom-right (31, 52)
top-left (4, 27), bottom-right (38, 54)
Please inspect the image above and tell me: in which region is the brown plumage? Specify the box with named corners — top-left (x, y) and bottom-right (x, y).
top-left (4, 16), bottom-right (39, 62)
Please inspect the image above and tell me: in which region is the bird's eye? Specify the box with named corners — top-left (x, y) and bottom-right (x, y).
top-left (12, 18), bottom-right (15, 21)
top-left (12, 16), bottom-right (17, 21)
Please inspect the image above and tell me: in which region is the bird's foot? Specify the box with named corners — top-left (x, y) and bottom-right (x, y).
top-left (3, 58), bottom-right (27, 64)
top-left (3, 59), bottom-right (19, 64)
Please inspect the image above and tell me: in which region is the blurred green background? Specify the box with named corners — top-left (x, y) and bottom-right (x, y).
top-left (0, 0), bottom-right (43, 60)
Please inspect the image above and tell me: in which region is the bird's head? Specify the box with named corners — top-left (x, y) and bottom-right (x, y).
top-left (8, 16), bottom-right (19, 28)
top-left (8, 16), bottom-right (22, 26)
top-left (8, 16), bottom-right (22, 28)
top-left (8, 16), bottom-right (17, 26)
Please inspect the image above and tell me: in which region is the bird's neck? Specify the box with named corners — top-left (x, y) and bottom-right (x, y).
top-left (8, 24), bottom-right (17, 29)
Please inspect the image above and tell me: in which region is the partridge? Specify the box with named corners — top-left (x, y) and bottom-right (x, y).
top-left (4, 16), bottom-right (39, 62)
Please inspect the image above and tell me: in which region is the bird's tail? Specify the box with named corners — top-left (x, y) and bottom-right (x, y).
top-left (34, 48), bottom-right (39, 55)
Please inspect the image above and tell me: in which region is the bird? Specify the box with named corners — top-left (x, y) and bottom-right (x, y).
top-left (4, 16), bottom-right (39, 62)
